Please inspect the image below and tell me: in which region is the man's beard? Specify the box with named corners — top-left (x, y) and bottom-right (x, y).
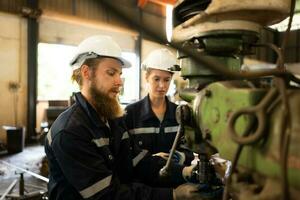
top-left (89, 82), bottom-right (124, 120)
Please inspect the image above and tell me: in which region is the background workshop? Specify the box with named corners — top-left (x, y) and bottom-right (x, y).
top-left (0, 0), bottom-right (300, 200)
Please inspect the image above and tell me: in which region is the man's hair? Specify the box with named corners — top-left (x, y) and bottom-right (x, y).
top-left (71, 58), bottom-right (102, 88)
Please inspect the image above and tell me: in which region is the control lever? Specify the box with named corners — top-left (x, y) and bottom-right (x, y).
top-left (159, 124), bottom-right (184, 177)
top-left (160, 106), bottom-right (185, 177)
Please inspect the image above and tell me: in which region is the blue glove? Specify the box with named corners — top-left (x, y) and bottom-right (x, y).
top-left (172, 150), bottom-right (186, 165)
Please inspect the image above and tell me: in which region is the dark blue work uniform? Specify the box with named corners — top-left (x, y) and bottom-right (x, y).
top-left (44, 92), bottom-right (185, 200)
top-left (124, 95), bottom-right (194, 165)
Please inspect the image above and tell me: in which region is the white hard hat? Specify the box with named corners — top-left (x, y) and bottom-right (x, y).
top-left (142, 48), bottom-right (177, 73)
top-left (70, 35), bottom-right (131, 70)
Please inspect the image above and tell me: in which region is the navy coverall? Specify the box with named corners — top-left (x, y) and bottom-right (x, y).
top-left (45, 92), bottom-right (185, 200)
top-left (124, 95), bottom-right (194, 165)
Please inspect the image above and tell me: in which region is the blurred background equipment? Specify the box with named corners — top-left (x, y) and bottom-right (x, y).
top-left (0, 160), bottom-right (48, 200)
top-left (38, 100), bottom-right (68, 145)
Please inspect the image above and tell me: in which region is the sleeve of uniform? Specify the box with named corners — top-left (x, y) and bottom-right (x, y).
top-left (121, 111), bottom-right (186, 188)
top-left (129, 134), bottom-right (186, 188)
top-left (135, 151), bottom-right (186, 188)
top-left (51, 128), bottom-right (173, 200)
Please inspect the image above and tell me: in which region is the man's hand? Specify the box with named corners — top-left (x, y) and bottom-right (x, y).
top-left (182, 164), bottom-right (197, 182)
top-left (210, 153), bottom-right (232, 182)
top-left (153, 151), bottom-right (186, 164)
top-left (153, 152), bottom-right (169, 160)
top-left (173, 183), bottom-right (202, 200)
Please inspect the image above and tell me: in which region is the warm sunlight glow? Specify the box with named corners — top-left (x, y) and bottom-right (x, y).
top-left (270, 13), bottom-right (300, 32)
top-left (166, 4), bottom-right (173, 42)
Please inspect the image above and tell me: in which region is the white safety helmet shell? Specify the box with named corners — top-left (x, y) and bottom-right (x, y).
top-left (142, 48), bottom-right (177, 73)
top-left (70, 35), bottom-right (131, 70)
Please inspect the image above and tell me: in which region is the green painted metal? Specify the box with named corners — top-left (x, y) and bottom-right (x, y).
top-left (296, 0), bottom-right (300, 13)
top-left (195, 81), bottom-right (265, 142)
top-left (203, 38), bottom-right (243, 54)
top-left (179, 89), bottom-right (197, 102)
top-left (187, 81), bottom-right (300, 189)
top-left (195, 30), bottom-right (259, 56)
top-left (180, 55), bottom-right (241, 77)
top-left (179, 54), bottom-right (242, 91)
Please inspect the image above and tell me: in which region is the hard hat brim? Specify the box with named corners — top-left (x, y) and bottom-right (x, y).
top-left (143, 66), bottom-right (174, 73)
top-left (118, 57), bottom-right (131, 68)
top-left (70, 53), bottom-right (131, 70)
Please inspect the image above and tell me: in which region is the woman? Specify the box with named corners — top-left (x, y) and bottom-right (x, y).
top-left (124, 48), bottom-right (194, 165)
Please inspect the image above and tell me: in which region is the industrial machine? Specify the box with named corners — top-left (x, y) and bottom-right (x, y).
top-left (169, 0), bottom-right (300, 199)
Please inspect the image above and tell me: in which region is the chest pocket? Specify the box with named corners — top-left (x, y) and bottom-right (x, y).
top-left (92, 137), bottom-right (114, 167)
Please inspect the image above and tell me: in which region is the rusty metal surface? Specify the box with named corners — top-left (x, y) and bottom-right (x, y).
top-left (0, 145), bottom-right (47, 199)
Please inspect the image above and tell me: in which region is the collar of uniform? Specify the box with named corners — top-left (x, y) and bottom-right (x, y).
top-left (139, 94), bottom-right (176, 122)
top-left (75, 92), bottom-right (107, 128)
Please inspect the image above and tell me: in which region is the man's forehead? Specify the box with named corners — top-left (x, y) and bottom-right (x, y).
top-left (98, 58), bottom-right (122, 72)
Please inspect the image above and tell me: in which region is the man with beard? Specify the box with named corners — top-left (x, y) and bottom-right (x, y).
top-left (44, 35), bottom-right (203, 200)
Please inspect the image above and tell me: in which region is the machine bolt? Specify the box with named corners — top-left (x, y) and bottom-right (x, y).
top-left (108, 155), bottom-right (114, 160)
top-left (204, 89), bottom-right (212, 97)
top-left (212, 107), bottom-right (220, 123)
top-left (204, 128), bottom-right (210, 134)
top-left (204, 129), bottom-right (212, 141)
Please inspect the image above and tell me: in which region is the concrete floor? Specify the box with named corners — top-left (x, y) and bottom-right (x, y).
top-left (0, 144), bottom-right (48, 199)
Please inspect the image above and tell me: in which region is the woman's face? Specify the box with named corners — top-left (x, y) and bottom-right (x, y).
top-left (146, 68), bottom-right (173, 99)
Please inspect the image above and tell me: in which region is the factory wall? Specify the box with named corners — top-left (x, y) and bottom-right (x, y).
top-left (0, 12), bottom-right (27, 142)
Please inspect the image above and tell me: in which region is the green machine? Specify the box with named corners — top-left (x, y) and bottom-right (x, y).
top-left (170, 0), bottom-right (300, 199)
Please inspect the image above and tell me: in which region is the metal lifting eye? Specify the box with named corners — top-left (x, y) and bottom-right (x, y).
top-left (227, 88), bottom-right (278, 145)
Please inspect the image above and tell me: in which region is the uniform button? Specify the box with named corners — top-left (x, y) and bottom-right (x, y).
top-left (108, 155), bottom-right (113, 160)
top-left (138, 141), bottom-right (143, 146)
